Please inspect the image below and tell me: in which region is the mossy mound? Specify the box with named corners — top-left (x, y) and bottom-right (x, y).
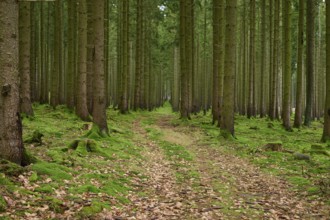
top-left (303, 144), bottom-right (330, 157)
top-left (24, 130), bottom-right (44, 145)
top-left (21, 149), bottom-right (38, 166)
top-left (263, 142), bottom-right (283, 152)
top-left (78, 201), bottom-right (107, 218)
top-left (0, 159), bottom-right (24, 176)
top-left (31, 162), bottom-right (73, 181)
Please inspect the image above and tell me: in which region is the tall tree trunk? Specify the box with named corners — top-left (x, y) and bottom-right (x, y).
top-left (259, 0), bottom-right (266, 118)
top-left (0, 0), bottom-right (24, 164)
top-left (30, 4), bottom-right (37, 103)
top-left (19, 2), bottom-right (34, 116)
top-left (304, 0), bottom-right (315, 126)
top-left (119, 0), bottom-right (129, 114)
top-left (92, 0), bottom-right (108, 134)
top-left (87, 1), bottom-right (94, 114)
top-left (76, 0), bottom-right (90, 121)
top-left (180, 0), bottom-right (193, 119)
top-left (322, 0), bottom-right (330, 141)
top-left (66, 0), bottom-right (75, 109)
top-left (248, 0), bottom-right (256, 118)
top-left (50, 0), bottom-right (61, 107)
top-left (282, 0), bottom-right (292, 130)
top-left (134, 0), bottom-right (143, 110)
top-left (212, 0), bottom-right (220, 123)
top-left (294, 0), bottom-right (304, 128)
top-left (221, 0), bottom-right (237, 137)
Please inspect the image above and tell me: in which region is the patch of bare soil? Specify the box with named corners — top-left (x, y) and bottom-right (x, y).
top-left (156, 116), bottom-right (330, 220)
top-left (101, 115), bottom-right (329, 220)
top-left (101, 119), bottom-right (224, 220)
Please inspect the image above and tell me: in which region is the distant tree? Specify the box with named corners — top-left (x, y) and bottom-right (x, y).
top-left (221, 0), bottom-right (237, 137)
top-left (259, 0), bottom-right (266, 118)
top-left (180, 0), bottom-right (193, 119)
top-left (134, 0), bottom-right (143, 110)
top-left (270, 0), bottom-right (280, 120)
top-left (92, 0), bottom-right (108, 135)
top-left (19, 1), bottom-right (34, 116)
top-left (76, 0), bottom-right (90, 121)
top-left (50, 0), bottom-right (62, 107)
top-left (0, 0), bottom-right (24, 164)
top-left (247, 0), bottom-right (256, 118)
top-left (282, 0), bottom-right (292, 130)
top-left (212, 0), bottom-right (225, 125)
top-left (322, 0), bottom-right (330, 142)
top-left (294, 0), bottom-right (304, 128)
top-left (66, 0), bottom-right (76, 109)
top-left (119, 0), bottom-right (130, 114)
top-left (304, 0), bottom-right (315, 127)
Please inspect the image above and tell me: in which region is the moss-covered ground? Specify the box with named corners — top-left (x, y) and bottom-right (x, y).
top-left (0, 103), bottom-right (329, 219)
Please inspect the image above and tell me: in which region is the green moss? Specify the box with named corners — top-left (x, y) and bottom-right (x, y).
top-left (0, 196), bottom-right (7, 212)
top-left (79, 200), bottom-right (108, 217)
top-left (311, 144), bottom-right (326, 150)
top-left (102, 180), bottom-right (129, 196)
top-left (35, 184), bottom-right (53, 193)
top-left (44, 196), bottom-right (65, 213)
top-left (69, 184), bottom-right (101, 194)
top-left (288, 176), bottom-right (311, 189)
top-left (29, 172), bottom-right (38, 182)
top-left (31, 162), bottom-right (73, 181)
top-left (0, 159), bottom-right (24, 176)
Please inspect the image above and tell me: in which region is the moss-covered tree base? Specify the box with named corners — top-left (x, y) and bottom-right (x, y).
top-left (68, 124), bottom-right (110, 157)
top-left (21, 148), bottom-right (38, 166)
top-left (263, 142), bottom-right (283, 152)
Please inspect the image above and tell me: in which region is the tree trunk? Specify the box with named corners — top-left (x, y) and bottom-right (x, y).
top-left (66, 0), bottom-right (75, 109)
top-left (248, 0), bottom-right (256, 118)
top-left (294, 0), bottom-right (304, 128)
top-left (282, 0), bottom-right (292, 130)
top-left (19, 2), bottom-right (34, 117)
top-left (322, 0), bottom-right (330, 142)
top-left (221, 0), bottom-right (237, 138)
top-left (134, 0), bottom-right (143, 110)
top-left (304, 0), bottom-right (315, 126)
top-left (92, 0), bottom-right (108, 135)
top-left (76, 0), bottom-right (90, 121)
top-left (0, 0), bottom-right (24, 164)
top-left (259, 0), bottom-right (266, 118)
top-left (50, 0), bottom-right (61, 107)
top-left (119, 0), bottom-right (129, 114)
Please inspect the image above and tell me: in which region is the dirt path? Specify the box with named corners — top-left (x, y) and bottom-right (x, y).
top-left (155, 115), bottom-right (330, 219)
top-left (102, 115), bottom-right (330, 220)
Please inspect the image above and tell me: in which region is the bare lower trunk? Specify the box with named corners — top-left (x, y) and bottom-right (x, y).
top-left (0, 0), bottom-right (24, 164)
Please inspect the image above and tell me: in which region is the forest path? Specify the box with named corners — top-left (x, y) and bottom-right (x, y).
top-left (103, 114), bottom-right (330, 220)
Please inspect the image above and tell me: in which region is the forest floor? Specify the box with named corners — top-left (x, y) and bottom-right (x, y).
top-left (0, 104), bottom-right (330, 219)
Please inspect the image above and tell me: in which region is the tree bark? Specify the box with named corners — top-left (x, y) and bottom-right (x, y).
top-left (322, 0), bottom-right (330, 142)
top-left (221, 0), bottom-right (237, 137)
top-left (92, 0), bottom-right (108, 134)
top-left (0, 0), bottom-right (24, 164)
top-left (282, 0), bottom-right (292, 130)
top-left (19, 2), bottom-right (34, 117)
top-left (294, 0), bottom-right (304, 128)
top-left (247, 0), bottom-right (256, 118)
top-left (304, 0), bottom-right (315, 126)
top-left (76, 0), bottom-right (90, 121)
